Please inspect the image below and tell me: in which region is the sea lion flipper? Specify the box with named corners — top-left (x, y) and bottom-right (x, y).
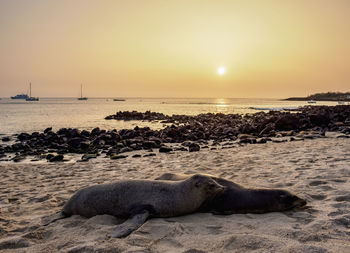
top-left (111, 210), bottom-right (150, 238)
top-left (42, 211), bottom-right (68, 226)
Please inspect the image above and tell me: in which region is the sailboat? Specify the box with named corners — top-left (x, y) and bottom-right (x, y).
top-left (25, 83), bottom-right (39, 101)
top-left (11, 93), bottom-right (29, 99)
top-left (78, 84), bottom-right (88, 100)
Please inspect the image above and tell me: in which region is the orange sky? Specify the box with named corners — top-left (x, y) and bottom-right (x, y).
top-left (0, 0), bottom-right (349, 98)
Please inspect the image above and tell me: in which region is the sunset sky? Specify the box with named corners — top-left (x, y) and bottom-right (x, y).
top-left (0, 0), bottom-right (349, 98)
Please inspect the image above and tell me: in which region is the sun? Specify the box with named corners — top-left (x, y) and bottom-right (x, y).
top-left (217, 66), bottom-right (226, 75)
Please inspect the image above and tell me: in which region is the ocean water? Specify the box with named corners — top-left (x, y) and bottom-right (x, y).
top-left (0, 97), bottom-right (339, 135)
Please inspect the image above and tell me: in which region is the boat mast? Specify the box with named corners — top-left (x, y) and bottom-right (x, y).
top-left (29, 83), bottom-right (32, 97)
top-left (81, 84), bottom-right (82, 98)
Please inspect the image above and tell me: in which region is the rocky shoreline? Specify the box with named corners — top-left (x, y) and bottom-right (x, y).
top-left (1, 105), bottom-right (350, 162)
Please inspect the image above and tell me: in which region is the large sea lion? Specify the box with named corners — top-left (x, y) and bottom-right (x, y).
top-left (155, 173), bottom-right (307, 214)
top-left (43, 174), bottom-right (224, 238)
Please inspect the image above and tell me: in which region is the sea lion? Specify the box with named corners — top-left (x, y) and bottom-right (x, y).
top-left (155, 173), bottom-right (307, 214)
top-left (43, 174), bottom-right (224, 238)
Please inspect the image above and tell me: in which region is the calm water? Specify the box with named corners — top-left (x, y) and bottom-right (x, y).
top-left (0, 97), bottom-right (339, 135)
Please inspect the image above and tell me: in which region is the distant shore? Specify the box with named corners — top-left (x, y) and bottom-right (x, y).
top-left (285, 92), bottom-right (350, 101)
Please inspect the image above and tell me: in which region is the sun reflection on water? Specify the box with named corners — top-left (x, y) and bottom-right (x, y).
top-left (215, 98), bottom-right (230, 112)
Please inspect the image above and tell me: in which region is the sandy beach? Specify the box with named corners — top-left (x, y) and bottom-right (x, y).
top-left (0, 135), bottom-right (349, 253)
top-left (2, 0), bottom-right (350, 252)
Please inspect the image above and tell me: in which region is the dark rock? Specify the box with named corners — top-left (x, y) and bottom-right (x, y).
top-left (67, 137), bottom-right (84, 148)
top-left (238, 134), bottom-right (256, 140)
top-left (80, 130), bottom-right (90, 137)
top-left (143, 141), bottom-right (159, 149)
top-left (81, 153), bottom-right (97, 161)
top-left (46, 154), bottom-right (54, 160)
top-left (148, 137), bottom-right (162, 145)
top-left (79, 141), bottom-right (91, 150)
top-left (188, 143), bottom-right (200, 152)
top-left (132, 154), bottom-right (141, 158)
top-left (44, 127), bottom-right (52, 133)
top-left (337, 135), bottom-right (350, 138)
top-left (67, 128), bottom-right (80, 138)
top-left (159, 146), bottom-right (173, 153)
top-left (239, 138), bottom-right (257, 144)
top-left (309, 114), bottom-right (330, 126)
top-left (91, 127), bottom-right (101, 136)
top-left (49, 154), bottom-right (64, 162)
top-left (17, 133), bottom-right (31, 141)
top-left (57, 128), bottom-right (68, 135)
top-left (143, 153), bottom-right (156, 157)
top-left (275, 114), bottom-right (301, 131)
top-left (12, 155), bottom-right (25, 162)
top-left (119, 147), bottom-right (133, 153)
top-left (1, 137), bottom-right (10, 142)
top-left (110, 155), bottom-right (128, 159)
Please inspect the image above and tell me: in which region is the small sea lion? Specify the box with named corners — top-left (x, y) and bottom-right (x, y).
top-left (155, 173), bottom-right (307, 214)
top-left (43, 174), bottom-right (224, 238)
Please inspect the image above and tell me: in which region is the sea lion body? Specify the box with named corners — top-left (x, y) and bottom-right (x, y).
top-left (63, 175), bottom-right (223, 218)
top-left (155, 173), bottom-right (307, 214)
top-left (46, 174), bottom-right (224, 237)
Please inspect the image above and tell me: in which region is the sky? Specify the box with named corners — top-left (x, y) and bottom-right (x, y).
top-left (0, 0), bottom-right (349, 98)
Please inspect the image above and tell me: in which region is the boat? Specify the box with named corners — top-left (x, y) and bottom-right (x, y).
top-left (307, 100), bottom-right (316, 104)
top-left (25, 83), bottom-right (39, 101)
top-left (113, 98), bottom-right (126, 101)
top-left (11, 93), bottom-right (29, 99)
top-left (78, 84), bottom-right (88, 100)
top-left (338, 101), bottom-right (345, 105)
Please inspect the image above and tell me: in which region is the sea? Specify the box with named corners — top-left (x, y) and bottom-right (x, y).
top-left (0, 97), bottom-right (339, 135)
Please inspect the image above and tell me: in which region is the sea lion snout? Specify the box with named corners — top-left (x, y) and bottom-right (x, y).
top-left (277, 191), bottom-right (307, 210)
top-left (291, 196), bottom-right (307, 209)
top-left (190, 174), bottom-right (225, 194)
top-left (206, 180), bottom-right (225, 194)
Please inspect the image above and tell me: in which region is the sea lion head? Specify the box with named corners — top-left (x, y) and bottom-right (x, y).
top-left (275, 190), bottom-right (307, 210)
top-left (250, 189), bottom-right (307, 213)
top-left (189, 174), bottom-right (225, 195)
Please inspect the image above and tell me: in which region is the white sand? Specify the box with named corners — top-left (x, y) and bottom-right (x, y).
top-left (0, 136), bottom-right (349, 252)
